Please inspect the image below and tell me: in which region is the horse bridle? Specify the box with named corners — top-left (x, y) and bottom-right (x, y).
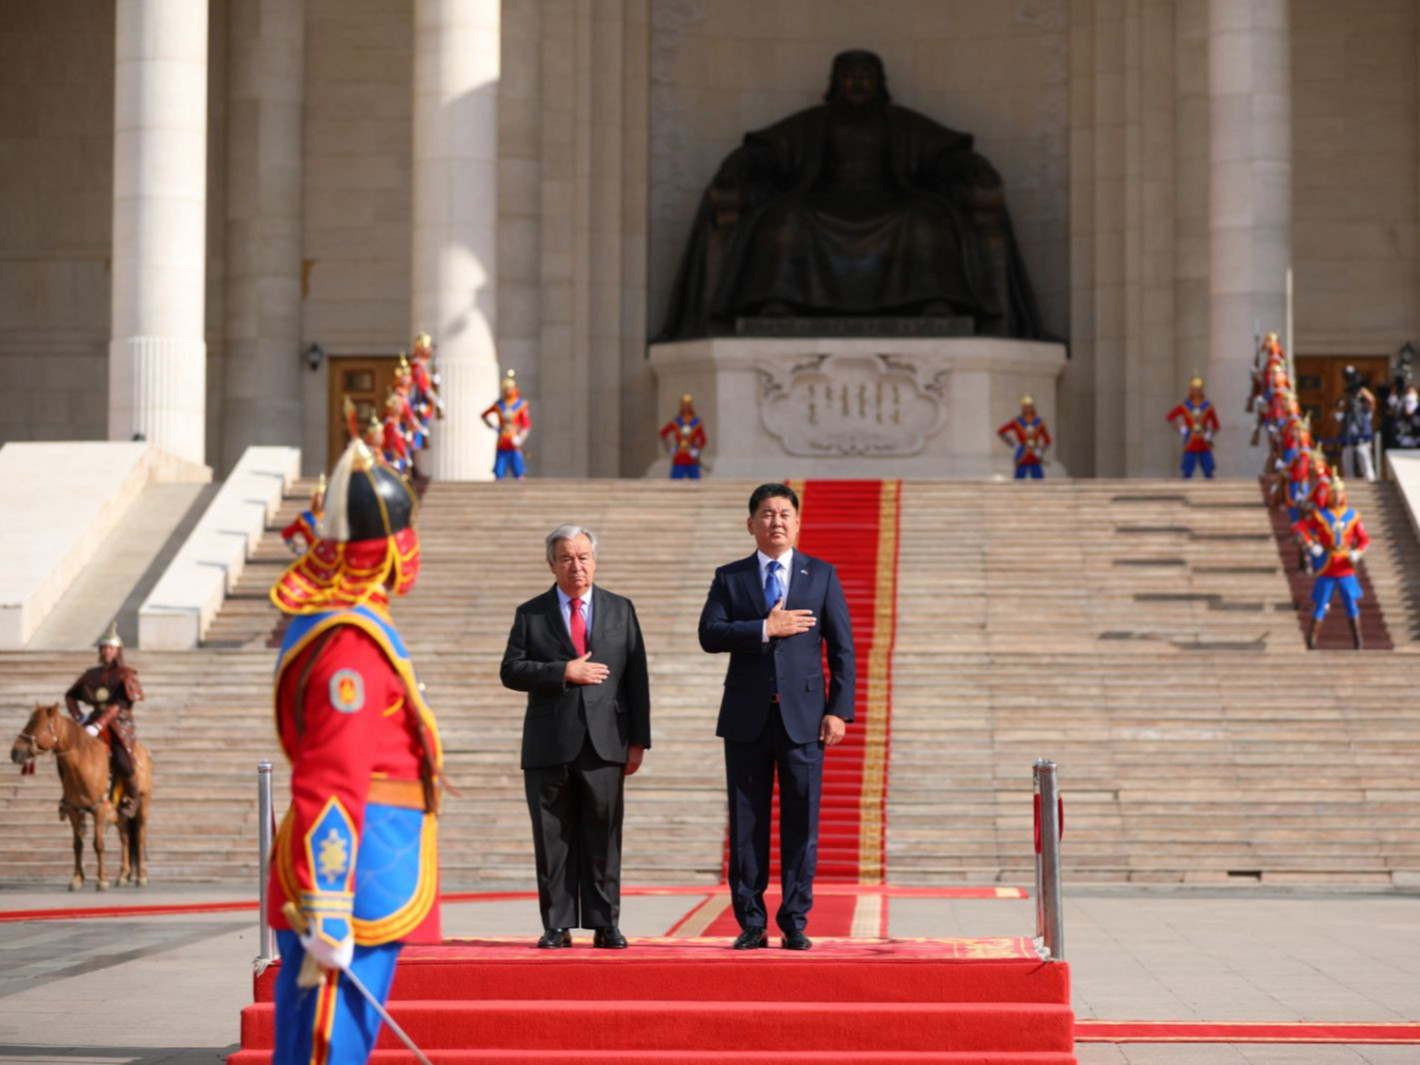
top-left (16, 710), bottom-right (63, 759)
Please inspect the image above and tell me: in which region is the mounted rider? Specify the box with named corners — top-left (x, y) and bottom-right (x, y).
top-left (64, 622), bottom-right (143, 817)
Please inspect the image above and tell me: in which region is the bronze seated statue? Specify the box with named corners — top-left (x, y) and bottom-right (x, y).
top-left (656, 49), bottom-right (1045, 341)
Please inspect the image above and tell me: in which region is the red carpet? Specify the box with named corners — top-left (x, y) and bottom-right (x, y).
top-left (231, 937), bottom-right (1073, 1064)
top-left (667, 885), bottom-right (1026, 937)
top-left (791, 479), bottom-right (900, 884)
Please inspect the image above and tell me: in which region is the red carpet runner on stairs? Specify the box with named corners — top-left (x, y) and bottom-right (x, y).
top-left (688, 480), bottom-right (901, 939)
top-left (231, 937), bottom-right (1075, 1064)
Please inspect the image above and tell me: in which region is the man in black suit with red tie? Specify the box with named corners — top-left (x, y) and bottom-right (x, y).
top-left (501, 524), bottom-right (651, 949)
top-left (698, 483), bottom-right (856, 950)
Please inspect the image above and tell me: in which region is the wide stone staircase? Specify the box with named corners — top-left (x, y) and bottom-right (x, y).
top-left (2, 477), bottom-right (1418, 889)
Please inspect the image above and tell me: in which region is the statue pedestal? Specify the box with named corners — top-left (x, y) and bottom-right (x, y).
top-left (648, 337), bottom-right (1068, 479)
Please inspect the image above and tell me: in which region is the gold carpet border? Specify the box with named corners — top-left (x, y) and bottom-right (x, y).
top-left (857, 479), bottom-right (900, 884)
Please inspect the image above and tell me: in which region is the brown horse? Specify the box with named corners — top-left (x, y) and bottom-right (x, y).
top-left (11, 703), bottom-right (153, 891)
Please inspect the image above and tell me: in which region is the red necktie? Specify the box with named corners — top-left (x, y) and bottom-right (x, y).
top-left (569, 597), bottom-right (587, 656)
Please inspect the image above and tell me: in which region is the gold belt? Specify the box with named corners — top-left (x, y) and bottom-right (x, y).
top-left (367, 777), bottom-right (426, 810)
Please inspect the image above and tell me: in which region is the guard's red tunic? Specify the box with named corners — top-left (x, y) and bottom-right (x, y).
top-left (280, 511), bottom-right (320, 554)
top-left (998, 415), bottom-right (1051, 466)
top-left (268, 612), bottom-right (442, 947)
top-left (659, 415), bottom-right (706, 466)
top-left (1166, 399), bottom-right (1219, 453)
top-left (482, 396), bottom-right (530, 452)
top-left (1295, 506), bottom-right (1371, 579)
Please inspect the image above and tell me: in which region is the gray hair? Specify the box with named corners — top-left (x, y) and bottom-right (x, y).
top-left (546, 524), bottom-right (599, 564)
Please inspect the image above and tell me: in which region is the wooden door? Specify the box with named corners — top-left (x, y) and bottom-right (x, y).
top-left (327, 356), bottom-right (400, 471)
top-left (1292, 355), bottom-right (1388, 456)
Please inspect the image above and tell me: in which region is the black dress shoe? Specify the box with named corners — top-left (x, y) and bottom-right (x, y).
top-left (780, 930), bottom-right (812, 951)
top-left (592, 926), bottom-right (628, 949)
top-left (537, 928), bottom-right (572, 949)
top-left (732, 926), bottom-right (769, 950)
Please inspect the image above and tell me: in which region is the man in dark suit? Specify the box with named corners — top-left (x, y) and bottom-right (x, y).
top-left (698, 483), bottom-right (855, 950)
top-left (501, 524), bottom-right (651, 949)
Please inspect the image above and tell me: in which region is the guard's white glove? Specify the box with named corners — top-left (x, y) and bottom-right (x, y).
top-left (300, 931), bottom-right (354, 973)
top-left (1308, 543), bottom-right (1325, 558)
top-left (84, 724), bottom-right (100, 738)
top-left (1203, 430), bottom-right (1213, 443)
top-left (689, 448), bottom-right (700, 459)
top-left (1178, 424), bottom-right (1188, 437)
top-left (1349, 550), bottom-right (1363, 564)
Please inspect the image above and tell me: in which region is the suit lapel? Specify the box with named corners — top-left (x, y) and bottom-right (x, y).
top-left (588, 587), bottom-right (609, 655)
top-left (544, 587), bottom-right (576, 657)
top-left (785, 551), bottom-right (815, 611)
top-left (738, 553), bottom-right (769, 617)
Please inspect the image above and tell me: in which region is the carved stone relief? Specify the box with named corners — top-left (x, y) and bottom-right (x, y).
top-left (757, 353), bottom-right (947, 457)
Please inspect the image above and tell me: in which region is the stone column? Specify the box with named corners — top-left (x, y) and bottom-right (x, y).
top-left (1207, 0), bottom-right (1290, 460)
top-left (411, 0), bottom-right (500, 480)
top-left (220, 0), bottom-right (306, 474)
top-left (108, 0), bottom-right (210, 466)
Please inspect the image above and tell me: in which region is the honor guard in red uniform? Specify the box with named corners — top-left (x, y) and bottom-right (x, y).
top-left (267, 438), bottom-right (444, 1065)
top-left (1167, 375), bottom-right (1220, 479)
top-left (390, 356), bottom-right (426, 453)
top-left (65, 622), bottom-right (143, 816)
top-left (659, 393), bottom-right (707, 479)
top-left (998, 395), bottom-right (1052, 479)
top-left (481, 370), bottom-right (531, 480)
top-left (410, 332), bottom-right (444, 424)
top-left (281, 474), bottom-right (327, 557)
top-left (1294, 477), bottom-right (1371, 650)
top-left (381, 389), bottom-right (413, 476)
top-left (1249, 332), bottom-right (1290, 450)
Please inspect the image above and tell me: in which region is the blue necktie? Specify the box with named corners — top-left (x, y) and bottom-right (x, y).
top-left (764, 560), bottom-right (783, 612)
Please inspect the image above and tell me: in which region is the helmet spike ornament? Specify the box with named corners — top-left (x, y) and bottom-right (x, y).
top-left (98, 620), bottom-right (122, 649)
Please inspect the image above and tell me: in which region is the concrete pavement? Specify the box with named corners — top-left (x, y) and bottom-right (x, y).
top-left (0, 883), bottom-right (1415, 1064)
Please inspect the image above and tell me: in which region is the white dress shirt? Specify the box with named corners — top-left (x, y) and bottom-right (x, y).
top-left (757, 548), bottom-right (793, 643)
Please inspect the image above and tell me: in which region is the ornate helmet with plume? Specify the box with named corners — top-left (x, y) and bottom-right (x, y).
top-left (270, 440), bottom-right (421, 615)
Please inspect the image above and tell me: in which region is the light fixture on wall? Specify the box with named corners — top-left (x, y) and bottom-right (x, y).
top-left (305, 342), bottom-right (324, 372)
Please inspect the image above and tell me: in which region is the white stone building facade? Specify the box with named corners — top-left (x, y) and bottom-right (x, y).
top-left (0, 0), bottom-right (1415, 478)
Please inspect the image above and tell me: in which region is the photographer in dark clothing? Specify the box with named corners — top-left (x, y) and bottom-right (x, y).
top-left (1332, 365), bottom-right (1377, 482)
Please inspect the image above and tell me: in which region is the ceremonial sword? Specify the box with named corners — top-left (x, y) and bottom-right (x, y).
top-left (282, 901), bottom-right (433, 1065)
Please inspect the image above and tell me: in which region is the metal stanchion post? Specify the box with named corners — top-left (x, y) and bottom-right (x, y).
top-left (1032, 761), bottom-right (1045, 943)
top-left (256, 760), bottom-right (276, 969)
top-left (1034, 758), bottom-right (1064, 961)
